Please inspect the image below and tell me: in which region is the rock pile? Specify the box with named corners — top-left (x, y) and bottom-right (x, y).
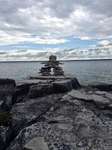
top-left (39, 55), bottom-right (64, 76)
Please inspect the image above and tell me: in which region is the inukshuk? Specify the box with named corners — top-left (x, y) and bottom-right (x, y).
top-left (39, 55), bottom-right (64, 76)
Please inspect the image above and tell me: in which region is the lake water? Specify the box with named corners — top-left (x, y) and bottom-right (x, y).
top-left (0, 60), bottom-right (112, 85)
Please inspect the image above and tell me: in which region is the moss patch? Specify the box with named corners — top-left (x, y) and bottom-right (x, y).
top-left (0, 111), bottom-right (12, 126)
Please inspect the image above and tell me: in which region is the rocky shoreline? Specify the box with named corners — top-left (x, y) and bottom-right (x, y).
top-left (0, 77), bottom-right (112, 150)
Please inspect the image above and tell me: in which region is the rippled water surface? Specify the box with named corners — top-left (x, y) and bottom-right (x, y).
top-left (0, 60), bottom-right (112, 85)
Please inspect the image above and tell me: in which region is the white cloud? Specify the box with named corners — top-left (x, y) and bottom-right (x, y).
top-left (98, 40), bottom-right (111, 46)
top-left (0, 44), bottom-right (112, 61)
top-left (0, 32), bottom-right (67, 45)
top-left (0, 0), bottom-right (112, 46)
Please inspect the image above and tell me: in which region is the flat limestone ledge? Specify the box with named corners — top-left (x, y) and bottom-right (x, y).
top-left (16, 75), bottom-right (78, 86)
top-left (16, 76), bottom-right (81, 97)
top-left (29, 75), bottom-right (74, 80)
top-left (66, 89), bottom-right (112, 109)
top-left (16, 79), bottom-right (49, 87)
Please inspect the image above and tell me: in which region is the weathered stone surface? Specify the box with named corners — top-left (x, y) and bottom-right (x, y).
top-left (0, 79), bottom-right (16, 111)
top-left (53, 78), bottom-right (80, 93)
top-left (16, 79), bottom-right (41, 86)
top-left (71, 77), bottom-right (81, 89)
top-left (7, 95), bottom-right (112, 150)
top-left (1, 95), bottom-right (13, 111)
top-left (0, 126), bottom-right (8, 150)
top-left (28, 78), bottom-right (80, 98)
top-left (68, 90), bottom-right (92, 101)
top-left (53, 79), bottom-right (73, 93)
top-left (1, 77), bottom-right (112, 150)
top-left (28, 83), bottom-right (53, 98)
top-left (12, 84), bottom-right (30, 104)
top-left (90, 84), bottom-right (112, 91)
top-left (11, 94), bottom-right (63, 128)
top-left (0, 79), bottom-right (16, 93)
top-left (24, 137), bottom-right (49, 150)
top-left (91, 94), bottom-right (110, 107)
top-left (68, 90), bottom-right (111, 108)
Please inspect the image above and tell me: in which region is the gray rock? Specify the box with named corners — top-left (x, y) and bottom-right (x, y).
top-left (12, 84), bottom-right (30, 104)
top-left (95, 91), bottom-right (107, 95)
top-left (53, 79), bottom-right (73, 93)
top-left (68, 90), bottom-right (92, 101)
top-left (24, 137), bottom-right (49, 150)
top-left (7, 95), bottom-right (112, 150)
top-left (71, 77), bottom-right (81, 89)
top-left (0, 79), bottom-right (16, 94)
top-left (0, 126), bottom-right (8, 150)
top-left (90, 84), bottom-right (112, 91)
top-left (0, 79), bottom-right (16, 111)
top-left (104, 92), bottom-right (112, 100)
top-left (16, 79), bottom-right (41, 86)
top-left (91, 94), bottom-right (110, 107)
top-left (1, 77), bottom-right (112, 150)
top-left (11, 94), bottom-right (63, 128)
top-left (1, 95), bottom-right (13, 111)
top-left (28, 83), bottom-right (53, 98)
top-left (28, 78), bottom-right (80, 98)
top-left (68, 90), bottom-right (111, 108)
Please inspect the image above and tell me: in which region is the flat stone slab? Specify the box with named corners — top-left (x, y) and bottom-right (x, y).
top-left (29, 75), bottom-right (73, 80)
top-left (16, 79), bottom-right (49, 86)
top-left (68, 90), bottom-right (92, 101)
top-left (24, 137), bottom-right (49, 150)
top-left (68, 90), bottom-right (111, 107)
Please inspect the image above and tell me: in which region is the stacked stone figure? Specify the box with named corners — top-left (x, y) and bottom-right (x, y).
top-left (39, 55), bottom-right (64, 76)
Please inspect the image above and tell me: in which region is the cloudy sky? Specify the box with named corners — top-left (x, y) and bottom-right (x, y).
top-left (0, 0), bottom-right (112, 60)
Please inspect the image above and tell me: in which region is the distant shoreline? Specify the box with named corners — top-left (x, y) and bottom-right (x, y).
top-left (0, 58), bottom-right (112, 63)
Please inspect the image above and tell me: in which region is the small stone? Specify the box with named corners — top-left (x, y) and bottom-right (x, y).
top-left (95, 91), bottom-right (107, 95)
top-left (57, 123), bottom-right (73, 130)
